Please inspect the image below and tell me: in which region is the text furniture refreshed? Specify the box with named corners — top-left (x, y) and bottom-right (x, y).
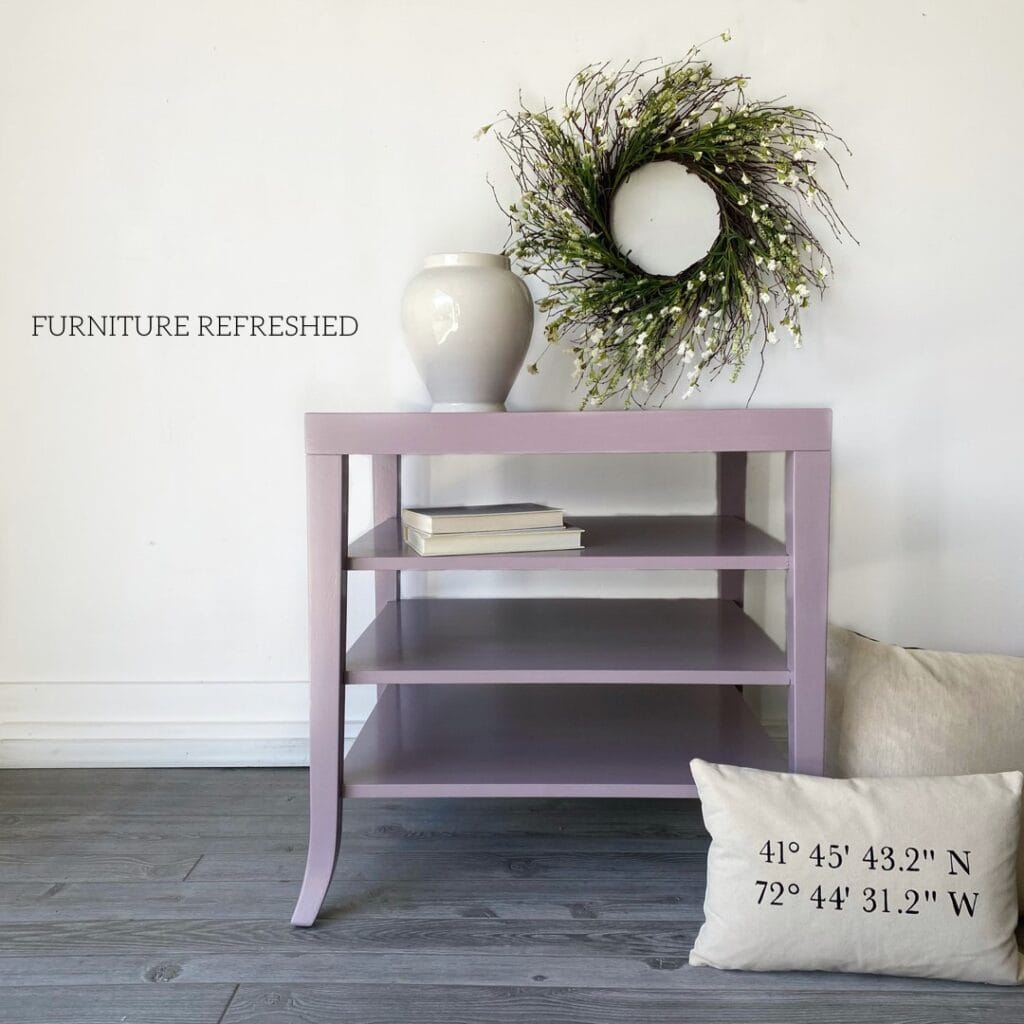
top-left (292, 410), bottom-right (831, 926)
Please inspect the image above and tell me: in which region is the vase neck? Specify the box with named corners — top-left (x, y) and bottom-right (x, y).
top-left (424, 252), bottom-right (510, 270)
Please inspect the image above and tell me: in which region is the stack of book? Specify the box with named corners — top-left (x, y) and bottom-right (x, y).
top-left (401, 503), bottom-right (584, 556)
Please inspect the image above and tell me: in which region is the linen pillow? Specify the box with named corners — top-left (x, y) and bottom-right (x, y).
top-left (825, 625), bottom-right (1024, 909)
top-left (689, 759), bottom-right (1024, 985)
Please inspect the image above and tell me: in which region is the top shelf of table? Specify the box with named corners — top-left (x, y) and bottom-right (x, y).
top-left (306, 409), bottom-right (831, 455)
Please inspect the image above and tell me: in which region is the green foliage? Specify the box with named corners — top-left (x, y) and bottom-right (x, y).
top-left (483, 46), bottom-right (851, 406)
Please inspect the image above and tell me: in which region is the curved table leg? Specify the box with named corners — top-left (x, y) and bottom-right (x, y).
top-left (292, 454), bottom-right (347, 927)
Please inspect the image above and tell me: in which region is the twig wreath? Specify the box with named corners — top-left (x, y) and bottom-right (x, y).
top-left (479, 37), bottom-right (852, 407)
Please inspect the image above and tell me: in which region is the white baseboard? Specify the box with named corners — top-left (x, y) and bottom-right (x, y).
top-left (0, 721), bottom-right (365, 768)
top-left (0, 724), bottom-right (368, 765)
top-left (0, 680), bottom-right (368, 768)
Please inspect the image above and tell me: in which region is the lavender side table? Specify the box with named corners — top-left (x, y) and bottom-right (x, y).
top-left (292, 409), bottom-right (831, 926)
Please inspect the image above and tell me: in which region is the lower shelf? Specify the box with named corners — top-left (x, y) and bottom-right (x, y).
top-left (343, 684), bottom-right (785, 799)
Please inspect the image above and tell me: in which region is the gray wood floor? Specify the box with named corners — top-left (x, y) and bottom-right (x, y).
top-left (0, 768), bottom-right (1021, 1023)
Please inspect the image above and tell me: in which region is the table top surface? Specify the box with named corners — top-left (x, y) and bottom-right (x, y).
top-left (305, 408), bottom-right (832, 455)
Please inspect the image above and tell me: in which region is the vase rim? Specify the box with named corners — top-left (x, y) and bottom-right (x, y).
top-left (424, 252), bottom-right (510, 269)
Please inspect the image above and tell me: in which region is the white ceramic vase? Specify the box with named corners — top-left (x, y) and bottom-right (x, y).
top-left (401, 252), bottom-right (534, 411)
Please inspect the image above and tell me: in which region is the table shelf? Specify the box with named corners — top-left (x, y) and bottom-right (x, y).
top-left (347, 514), bottom-right (788, 570)
top-left (343, 683), bottom-right (785, 799)
top-left (345, 597), bottom-right (788, 685)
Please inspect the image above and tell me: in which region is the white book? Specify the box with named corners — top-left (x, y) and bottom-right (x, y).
top-left (401, 502), bottom-right (564, 535)
top-left (403, 524), bottom-right (583, 557)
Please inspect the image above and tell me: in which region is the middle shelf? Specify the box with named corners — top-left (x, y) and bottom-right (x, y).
top-left (345, 598), bottom-right (789, 685)
top-left (348, 514), bottom-right (788, 570)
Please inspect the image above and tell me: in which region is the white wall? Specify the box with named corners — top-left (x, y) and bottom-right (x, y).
top-left (1, 0), bottom-right (1022, 766)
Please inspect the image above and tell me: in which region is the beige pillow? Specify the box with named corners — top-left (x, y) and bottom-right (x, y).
top-left (826, 626), bottom-right (1024, 908)
top-left (689, 759), bottom-right (1024, 985)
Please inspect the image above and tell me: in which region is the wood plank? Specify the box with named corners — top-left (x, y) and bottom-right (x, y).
top-left (0, 917), bottom-right (699, 958)
top-left (0, 814), bottom-right (311, 842)
top-left (0, 791), bottom-right (309, 816)
top-left (0, 767), bottom-right (306, 797)
top-left (188, 849), bottom-right (710, 883)
top-left (0, 827), bottom-right (709, 885)
top-left (0, 984), bottom-right (236, 1024)
top-left (0, 790), bottom-right (709, 826)
top-left (0, 879), bottom-right (703, 923)
top-left (0, 821), bottom-right (709, 854)
top-left (223, 982), bottom-right (1023, 1024)
top-left (0, 804), bottom-right (711, 846)
top-left (343, 685), bottom-right (783, 797)
top-left (348, 515), bottom-right (788, 570)
top-left (346, 599), bottom-right (788, 684)
top-left (0, 838), bottom-right (302, 858)
top-left (0, 790), bottom-right (711, 821)
top-left (0, 768), bottom-right (307, 816)
top-left (0, 951), bottom-right (1005, 995)
top-left (0, 852), bottom-right (199, 883)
